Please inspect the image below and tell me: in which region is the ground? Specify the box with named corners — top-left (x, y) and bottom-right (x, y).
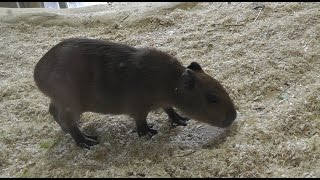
top-left (0, 2), bottom-right (319, 178)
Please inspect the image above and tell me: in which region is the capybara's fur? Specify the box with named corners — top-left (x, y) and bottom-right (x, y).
top-left (34, 38), bottom-right (237, 149)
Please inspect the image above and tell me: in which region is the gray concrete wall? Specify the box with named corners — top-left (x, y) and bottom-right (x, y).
top-left (0, 2), bottom-right (19, 8)
top-left (0, 2), bottom-right (44, 8)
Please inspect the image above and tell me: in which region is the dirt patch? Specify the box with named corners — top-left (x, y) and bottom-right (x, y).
top-left (0, 2), bottom-right (319, 178)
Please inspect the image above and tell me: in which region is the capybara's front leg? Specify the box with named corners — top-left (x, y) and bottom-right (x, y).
top-left (164, 107), bottom-right (189, 127)
top-left (133, 112), bottom-right (158, 138)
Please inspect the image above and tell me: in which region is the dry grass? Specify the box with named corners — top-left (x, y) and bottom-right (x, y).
top-left (0, 2), bottom-right (319, 178)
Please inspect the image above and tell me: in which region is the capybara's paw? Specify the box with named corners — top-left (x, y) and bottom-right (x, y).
top-left (137, 125), bottom-right (158, 138)
top-left (170, 115), bottom-right (189, 128)
top-left (76, 136), bottom-right (99, 149)
top-left (84, 133), bottom-right (98, 141)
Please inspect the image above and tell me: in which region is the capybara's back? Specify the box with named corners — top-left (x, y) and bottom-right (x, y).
top-left (34, 38), bottom-right (183, 114)
top-left (34, 38), bottom-right (139, 109)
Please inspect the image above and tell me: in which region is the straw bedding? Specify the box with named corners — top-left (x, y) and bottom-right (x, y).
top-left (0, 2), bottom-right (319, 177)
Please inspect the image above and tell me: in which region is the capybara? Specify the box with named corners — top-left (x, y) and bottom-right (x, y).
top-left (34, 38), bottom-right (237, 149)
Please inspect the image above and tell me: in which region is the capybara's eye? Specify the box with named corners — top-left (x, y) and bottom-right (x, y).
top-left (206, 93), bottom-right (219, 104)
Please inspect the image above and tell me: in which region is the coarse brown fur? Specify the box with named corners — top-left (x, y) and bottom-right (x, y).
top-left (34, 38), bottom-right (237, 149)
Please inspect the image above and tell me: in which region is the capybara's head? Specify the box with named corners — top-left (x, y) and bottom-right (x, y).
top-left (175, 62), bottom-right (237, 128)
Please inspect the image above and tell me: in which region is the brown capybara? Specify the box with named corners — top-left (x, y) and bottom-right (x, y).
top-left (34, 38), bottom-right (237, 149)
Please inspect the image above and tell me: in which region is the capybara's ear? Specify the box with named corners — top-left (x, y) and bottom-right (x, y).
top-left (187, 62), bottom-right (202, 71)
top-left (180, 69), bottom-right (197, 90)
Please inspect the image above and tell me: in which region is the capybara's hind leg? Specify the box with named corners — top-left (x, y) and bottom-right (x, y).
top-left (49, 102), bottom-right (58, 119)
top-left (49, 102), bottom-right (67, 132)
top-left (49, 82), bottom-right (98, 148)
top-left (58, 108), bottom-right (99, 149)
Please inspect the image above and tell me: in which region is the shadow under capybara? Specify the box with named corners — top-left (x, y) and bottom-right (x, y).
top-left (33, 38), bottom-right (237, 149)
